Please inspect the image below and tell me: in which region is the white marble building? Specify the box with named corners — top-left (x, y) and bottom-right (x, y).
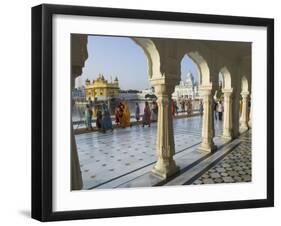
top-left (137, 87), bottom-right (155, 99)
top-left (172, 72), bottom-right (199, 100)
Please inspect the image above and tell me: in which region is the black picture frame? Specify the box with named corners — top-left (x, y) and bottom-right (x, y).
top-left (31, 3), bottom-right (274, 222)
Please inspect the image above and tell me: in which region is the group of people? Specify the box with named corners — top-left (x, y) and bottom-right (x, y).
top-left (86, 100), bottom-right (133, 132)
top-left (171, 97), bottom-right (194, 117)
top-left (84, 99), bottom-right (161, 132)
top-left (134, 101), bottom-right (158, 127)
top-left (84, 96), bottom-right (223, 133)
top-left (114, 100), bottom-right (159, 129)
top-left (139, 101), bottom-right (158, 127)
top-left (85, 103), bottom-right (113, 132)
top-left (84, 97), bottom-right (209, 132)
top-left (115, 101), bottom-right (132, 128)
top-left (180, 97), bottom-right (194, 116)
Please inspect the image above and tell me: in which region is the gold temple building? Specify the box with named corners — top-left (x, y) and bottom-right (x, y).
top-left (85, 74), bottom-right (120, 101)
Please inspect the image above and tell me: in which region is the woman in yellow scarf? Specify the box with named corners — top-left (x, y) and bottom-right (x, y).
top-left (120, 101), bottom-right (131, 128)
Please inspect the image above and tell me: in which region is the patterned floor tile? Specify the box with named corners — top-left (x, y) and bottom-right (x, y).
top-left (192, 130), bottom-right (251, 185)
top-left (76, 116), bottom-right (223, 189)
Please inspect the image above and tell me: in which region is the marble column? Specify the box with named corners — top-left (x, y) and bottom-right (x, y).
top-left (222, 88), bottom-right (233, 140)
top-left (70, 35), bottom-right (88, 190)
top-left (151, 80), bottom-right (179, 179)
top-left (240, 91), bottom-right (249, 131)
top-left (71, 88), bottom-right (83, 190)
top-left (231, 90), bottom-right (241, 139)
top-left (71, 129), bottom-right (83, 190)
top-left (248, 94), bottom-right (252, 128)
top-left (198, 86), bottom-right (216, 152)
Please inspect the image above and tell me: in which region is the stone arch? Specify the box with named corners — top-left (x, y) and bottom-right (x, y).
top-left (131, 37), bottom-right (179, 178)
top-left (241, 76), bottom-right (249, 93)
top-left (220, 67), bottom-right (232, 90)
top-left (179, 52), bottom-right (210, 87)
top-left (131, 38), bottom-right (161, 80)
top-left (178, 51), bottom-right (215, 152)
top-left (180, 54), bottom-right (200, 84)
top-left (218, 67), bottom-right (234, 140)
top-left (188, 52), bottom-right (211, 86)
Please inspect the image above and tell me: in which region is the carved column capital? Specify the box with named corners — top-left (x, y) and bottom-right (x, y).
top-left (241, 91), bottom-right (249, 99)
top-left (222, 88), bottom-right (233, 96)
top-left (199, 85), bottom-right (213, 96)
top-left (150, 77), bottom-right (178, 95)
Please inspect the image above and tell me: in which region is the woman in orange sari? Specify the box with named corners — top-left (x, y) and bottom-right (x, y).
top-left (120, 101), bottom-right (131, 128)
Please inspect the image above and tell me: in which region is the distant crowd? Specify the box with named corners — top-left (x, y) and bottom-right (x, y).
top-left (172, 97), bottom-right (203, 116)
top-left (84, 100), bottom-right (157, 133)
top-left (83, 96), bottom-right (203, 133)
top-left (81, 93), bottom-right (247, 133)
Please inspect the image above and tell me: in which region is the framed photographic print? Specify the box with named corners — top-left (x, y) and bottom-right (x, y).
top-left (31, 4), bottom-right (274, 221)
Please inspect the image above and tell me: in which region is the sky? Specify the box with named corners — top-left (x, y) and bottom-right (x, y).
top-left (77, 35), bottom-right (198, 90)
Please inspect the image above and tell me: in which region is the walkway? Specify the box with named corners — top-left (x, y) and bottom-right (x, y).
top-left (76, 115), bottom-right (230, 189)
top-left (191, 131), bottom-right (251, 185)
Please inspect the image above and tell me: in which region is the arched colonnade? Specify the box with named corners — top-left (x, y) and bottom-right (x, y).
top-left (71, 35), bottom-right (252, 189)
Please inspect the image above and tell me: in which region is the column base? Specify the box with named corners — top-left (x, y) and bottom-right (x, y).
top-left (222, 131), bottom-right (233, 141)
top-left (198, 142), bottom-right (217, 153)
top-left (232, 130), bottom-right (240, 139)
top-left (248, 120), bottom-right (252, 128)
top-left (222, 135), bottom-right (232, 141)
top-left (151, 159), bottom-right (179, 179)
top-left (240, 124), bottom-right (249, 132)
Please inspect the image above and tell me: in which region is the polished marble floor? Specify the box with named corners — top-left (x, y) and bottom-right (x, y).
top-left (191, 130), bottom-right (252, 185)
top-left (75, 116), bottom-right (227, 189)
